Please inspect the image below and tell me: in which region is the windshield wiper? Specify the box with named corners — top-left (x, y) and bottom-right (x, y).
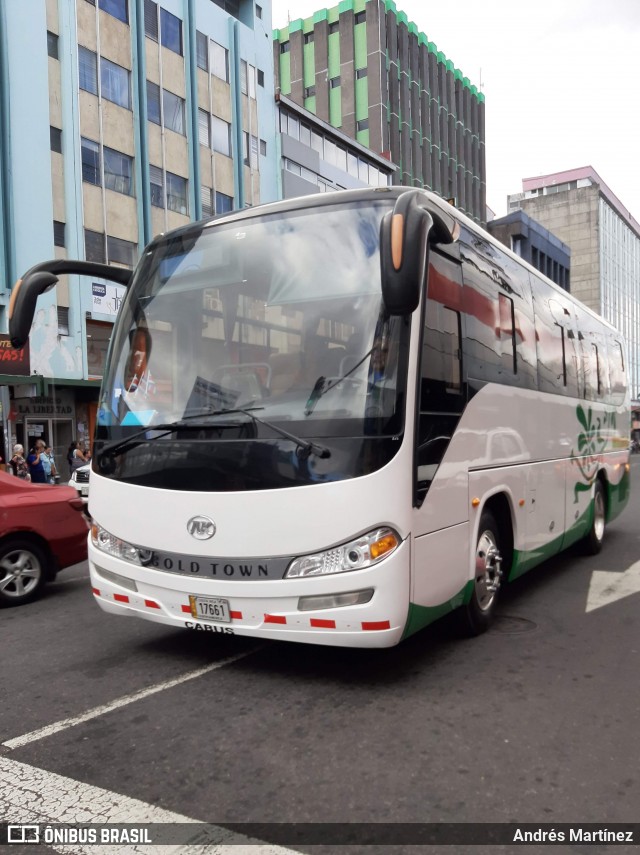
top-left (304, 346), bottom-right (374, 416)
top-left (98, 405), bottom-right (330, 470)
top-left (215, 406), bottom-right (331, 460)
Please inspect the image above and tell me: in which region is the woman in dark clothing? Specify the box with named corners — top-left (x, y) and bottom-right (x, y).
top-left (27, 441), bottom-right (48, 484)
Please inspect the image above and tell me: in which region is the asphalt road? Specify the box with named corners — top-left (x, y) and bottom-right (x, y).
top-left (2, 459), bottom-right (639, 854)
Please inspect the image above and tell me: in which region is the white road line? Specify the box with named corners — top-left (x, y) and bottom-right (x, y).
top-left (0, 756), bottom-right (297, 855)
top-left (3, 647), bottom-right (260, 751)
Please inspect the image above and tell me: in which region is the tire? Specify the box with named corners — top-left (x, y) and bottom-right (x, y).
top-left (583, 479), bottom-right (606, 555)
top-left (0, 538), bottom-right (48, 606)
top-left (460, 510), bottom-right (504, 636)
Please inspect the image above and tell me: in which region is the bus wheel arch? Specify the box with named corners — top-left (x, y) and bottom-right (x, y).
top-left (583, 474), bottom-right (607, 555)
top-left (460, 493), bottom-right (514, 636)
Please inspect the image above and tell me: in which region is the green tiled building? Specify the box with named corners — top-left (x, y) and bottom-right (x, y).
top-left (274, 0), bottom-right (486, 224)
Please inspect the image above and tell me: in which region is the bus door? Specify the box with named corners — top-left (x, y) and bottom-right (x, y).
top-left (412, 248), bottom-right (469, 607)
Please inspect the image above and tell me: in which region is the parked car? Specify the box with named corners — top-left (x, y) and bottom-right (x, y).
top-left (0, 472), bottom-right (89, 606)
top-left (68, 462), bottom-right (90, 505)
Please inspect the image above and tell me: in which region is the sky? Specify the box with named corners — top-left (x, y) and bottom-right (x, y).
top-left (271, 0), bottom-right (640, 220)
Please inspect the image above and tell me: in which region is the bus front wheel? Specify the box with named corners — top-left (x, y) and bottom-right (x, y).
top-left (461, 510), bottom-right (503, 636)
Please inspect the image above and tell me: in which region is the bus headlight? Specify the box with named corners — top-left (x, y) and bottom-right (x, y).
top-left (285, 528), bottom-right (400, 578)
top-left (91, 521), bottom-right (143, 565)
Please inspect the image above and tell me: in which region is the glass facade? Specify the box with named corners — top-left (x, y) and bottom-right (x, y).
top-left (600, 199), bottom-right (640, 397)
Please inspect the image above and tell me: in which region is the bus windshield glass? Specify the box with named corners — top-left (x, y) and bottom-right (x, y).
top-left (96, 200), bottom-right (409, 491)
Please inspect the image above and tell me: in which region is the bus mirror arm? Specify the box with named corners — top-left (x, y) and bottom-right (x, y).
top-left (8, 259), bottom-right (131, 348)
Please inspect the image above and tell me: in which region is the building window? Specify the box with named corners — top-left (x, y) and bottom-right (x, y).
top-left (85, 229), bottom-right (106, 263)
top-left (166, 172), bottom-right (188, 215)
top-left (304, 32), bottom-right (314, 44)
top-left (215, 191), bottom-right (233, 214)
top-left (149, 164), bottom-right (164, 207)
top-left (57, 307), bottom-right (70, 336)
top-left (304, 85), bottom-right (316, 98)
top-left (78, 46), bottom-right (98, 95)
top-left (162, 89), bottom-right (185, 134)
top-left (146, 80), bottom-right (161, 124)
top-left (356, 67), bottom-right (367, 79)
top-left (257, 68), bottom-right (264, 87)
top-left (212, 116), bottom-right (231, 156)
top-left (196, 30), bottom-right (208, 70)
top-left (107, 235), bottom-right (137, 267)
top-left (81, 138), bottom-right (101, 185)
top-left (259, 139), bottom-right (266, 156)
top-left (255, 4), bottom-right (262, 19)
top-left (50, 126), bottom-right (62, 153)
top-left (356, 118), bottom-right (369, 132)
top-left (201, 186), bottom-right (214, 218)
top-left (248, 64), bottom-right (256, 98)
top-left (144, 0), bottom-right (158, 39)
top-left (101, 57), bottom-right (131, 109)
top-left (354, 10), bottom-right (366, 24)
top-left (53, 221), bottom-right (66, 248)
top-left (330, 76), bottom-right (341, 88)
top-left (47, 31), bottom-right (59, 59)
top-left (198, 109), bottom-right (210, 147)
top-left (104, 146), bottom-right (133, 195)
top-left (99, 0), bottom-right (128, 24)
top-left (160, 8), bottom-right (182, 55)
top-left (210, 41), bottom-right (229, 82)
top-left (280, 41), bottom-right (290, 54)
top-left (240, 60), bottom-right (248, 94)
top-left (211, 0), bottom-right (240, 18)
top-left (328, 22), bottom-right (339, 34)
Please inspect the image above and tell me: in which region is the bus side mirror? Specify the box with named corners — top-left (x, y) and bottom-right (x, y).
top-left (380, 191), bottom-right (434, 316)
top-left (8, 271), bottom-right (58, 348)
top-left (380, 190), bottom-right (461, 316)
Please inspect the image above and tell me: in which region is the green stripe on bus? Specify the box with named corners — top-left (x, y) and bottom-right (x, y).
top-left (401, 582), bottom-right (473, 639)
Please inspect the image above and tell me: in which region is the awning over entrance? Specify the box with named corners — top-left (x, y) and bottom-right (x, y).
top-left (0, 375), bottom-right (101, 393)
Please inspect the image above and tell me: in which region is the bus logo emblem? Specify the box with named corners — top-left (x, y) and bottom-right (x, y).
top-left (187, 516), bottom-right (216, 540)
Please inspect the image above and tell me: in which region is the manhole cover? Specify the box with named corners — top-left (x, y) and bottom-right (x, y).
top-left (493, 615), bottom-right (537, 634)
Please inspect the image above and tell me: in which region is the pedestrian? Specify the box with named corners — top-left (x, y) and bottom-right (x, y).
top-left (10, 444), bottom-right (30, 480)
top-left (41, 444), bottom-right (58, 484)
top-left (27, 440), bottom-right (48, 484)
top-left (68, 440), bottom-right (88, 473)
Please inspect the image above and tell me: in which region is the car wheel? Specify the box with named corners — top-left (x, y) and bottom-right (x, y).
top-left (460, 510), bottom-right (503, 636)
top-left (583, 479), bottom-right (606, 555)
top-left (0, 539), bottom-right (48, 606)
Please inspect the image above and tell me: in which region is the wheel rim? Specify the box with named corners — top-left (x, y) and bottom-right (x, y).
top-left (474, 530), bottom-right (503, 612)
top-left (0, 548), bottom-right (43, 599)
top-left (593, 488), bottom-right (605, 542)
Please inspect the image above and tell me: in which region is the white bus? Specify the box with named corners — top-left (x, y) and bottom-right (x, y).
top-left (10, 188), bottom-right (630, 647)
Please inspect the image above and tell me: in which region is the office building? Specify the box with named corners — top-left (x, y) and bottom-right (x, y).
top-left (0, 0), bottom-right (277, 465)
top-left (488, 210), bottom-right (571, 292)
top-left (273, 0), bottom-right (486, 224)
top-left (508, 166), bottom-right (640, 396)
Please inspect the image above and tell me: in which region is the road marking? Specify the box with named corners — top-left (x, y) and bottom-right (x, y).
top-left (3, 647), bottom-right (261, 751)
top-left (586, 559), bottom-right (640, 612)
top-left (0, 756), bottom-right (297, 854)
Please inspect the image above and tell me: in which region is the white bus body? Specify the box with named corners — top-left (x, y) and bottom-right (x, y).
top-left (10, 188), bottom-right (629, 647)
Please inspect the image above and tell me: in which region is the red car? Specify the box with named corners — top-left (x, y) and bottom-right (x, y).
top-left (0, 471), bottom-right (88, 606)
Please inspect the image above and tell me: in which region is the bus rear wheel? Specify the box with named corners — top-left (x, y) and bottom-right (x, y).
top-left (460, 510), bottom-right (503, 636)
top-left (583, 479), bottom-right (606, 555)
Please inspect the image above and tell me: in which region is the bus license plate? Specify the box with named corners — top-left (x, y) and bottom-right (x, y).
top-left (188, 596), bottom-right (231, 623)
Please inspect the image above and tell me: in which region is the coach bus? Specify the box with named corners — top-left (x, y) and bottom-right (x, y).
top-left (9, 188), bottom-right (630, 647)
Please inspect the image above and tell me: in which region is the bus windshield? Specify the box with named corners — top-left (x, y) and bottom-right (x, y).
top-left (96, 199), bottom-right (409, 491)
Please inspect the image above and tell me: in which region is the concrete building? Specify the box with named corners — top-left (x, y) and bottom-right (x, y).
top-left (276, 92), bottom-right (396, 199)
top-left (273, 0), bottom-right (486, 224)
top-left (0, 0), bottom-right (277, 468)
top-left (488, 210), bottom-right (571, 292)
top-left (508, 166), bottom-right (640, 397)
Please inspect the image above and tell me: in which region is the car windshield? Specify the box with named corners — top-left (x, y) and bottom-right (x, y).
top-left (96, 199), bottom-right (409, 491)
